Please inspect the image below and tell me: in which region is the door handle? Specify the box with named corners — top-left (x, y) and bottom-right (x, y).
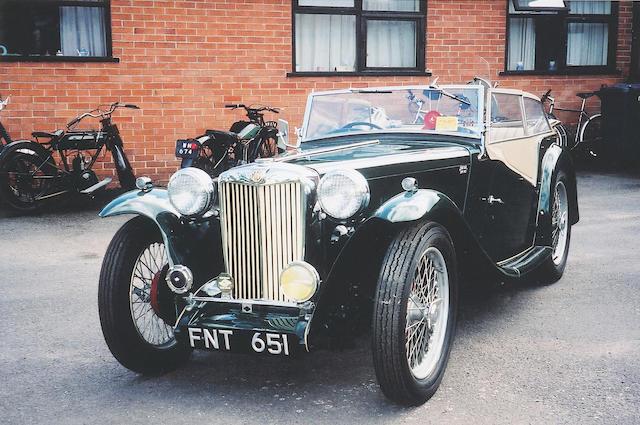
top-left (483, 195), bottom-right (504, 205)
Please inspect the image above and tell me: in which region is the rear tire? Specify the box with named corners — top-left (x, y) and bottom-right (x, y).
top-left (98, 216), bottom-right (191, 374)
top-left (533, 170), bottom-right (572, 283)
top-left (372, 222), bottom-right (458, 406)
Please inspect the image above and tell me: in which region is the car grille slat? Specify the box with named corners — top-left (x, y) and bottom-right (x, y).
top-left (220, 180), bottom-right (304, 301)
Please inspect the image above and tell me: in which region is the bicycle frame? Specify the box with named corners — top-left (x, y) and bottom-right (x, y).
top-left (545, 91), bottom-right (601, 151)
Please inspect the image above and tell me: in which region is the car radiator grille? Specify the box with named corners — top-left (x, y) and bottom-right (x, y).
top-left (219, 181), bottom-right (305, 301)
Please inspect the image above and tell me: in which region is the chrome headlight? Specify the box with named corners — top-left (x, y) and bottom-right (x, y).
top-left (317, 169), bottom-right (369, 220)
top-left (168, 168), bottom-right (215, 217)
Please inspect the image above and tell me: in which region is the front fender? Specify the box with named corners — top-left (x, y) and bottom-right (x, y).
top-left (373, 189), bottom-right (459, 223)
top-left (308, 189), bottom-right (476, 346)
top-left (100, 190), bottom-right (224, 282)
top-left (100, 189), bottom-right (181, 267)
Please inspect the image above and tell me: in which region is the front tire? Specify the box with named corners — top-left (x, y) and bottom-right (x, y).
top-left (98, 216), bottom-right (191, 374)
top-left (0, 145), bottom-right (56, 212)
top-left (372, 222), bottom-right (458, 406)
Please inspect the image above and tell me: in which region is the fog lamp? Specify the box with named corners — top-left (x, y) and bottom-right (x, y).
top-left (280, 261), bottom-right (319, 303)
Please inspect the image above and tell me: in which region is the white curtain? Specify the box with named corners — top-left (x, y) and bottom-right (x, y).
top-left (366, 20), bottom-right (416, 67)
top-left (295, 14), bottom-right (356, 72)
top-left (363, 0), bottom-right (419, 11)
top-left (508, 18), bottom-right (535, 70)
top-left (567, 22), bottom-right (608, 65)
top-left (568, 1), bottom-right (611, 14)
top-left (60, 6), bottom-right (106, 56)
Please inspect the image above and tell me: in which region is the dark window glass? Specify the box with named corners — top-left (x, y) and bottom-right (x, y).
top-left (506, 0), bottom-right (617, 73)
top-left (0, 0), bottom-right (110, 59)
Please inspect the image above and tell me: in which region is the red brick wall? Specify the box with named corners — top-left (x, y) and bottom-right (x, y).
top-left (0, 0), bottom-right (633, 183)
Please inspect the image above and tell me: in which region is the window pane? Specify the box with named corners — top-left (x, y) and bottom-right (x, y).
top-left (366, 20), bottom-right (416, 68)
top-left (508, 18), bottom-right (536, 70)
top-left (363, 0), bottom-right (419, 11)
top-left (295, 14), bottom-right (356, 72)
top-left (513, 0), bottom-right (567, 10)
top-left (0, 2), bottom-right (60, 56)
top-left (568, 1), bottom-right (610, 14)
top-left (567, 22), bottom-right (608, 65)
top-left (60, 6), bottom-right (106, 56)
top-left (490, 94), bottom-right (525, 141)
top-left (523, 98), bottom-right (550, 134)
top-left (298, 0), bottom-right (354, 6)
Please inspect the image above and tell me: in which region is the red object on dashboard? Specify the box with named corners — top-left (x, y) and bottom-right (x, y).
top-left (422, 110), bottom-right (442, 130)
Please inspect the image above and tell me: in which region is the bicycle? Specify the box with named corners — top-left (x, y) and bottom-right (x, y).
top-left (175, 104), bottom-right (282, 176)
top-left (541, 89), bottom-right (602, 156)
top-left (0, 94), bottom-right (13, 151)
top-left (0, 101), bottom-right (139, 213)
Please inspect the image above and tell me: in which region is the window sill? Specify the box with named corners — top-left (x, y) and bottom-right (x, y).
top-left (0, 56), bottom-right (120, 63)
top-left (287, 70), bottom-right (431, 78)
top-left (500, 68), bottom-right (620, 76)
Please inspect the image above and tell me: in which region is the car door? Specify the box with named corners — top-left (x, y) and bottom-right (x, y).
top-left (479, 91), bottom-right (548, 262)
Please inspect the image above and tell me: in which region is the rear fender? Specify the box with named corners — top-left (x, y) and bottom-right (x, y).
top-left (535, 145), bottom-right (579, 246)
top-left (100, 189), bottom-right (224, 282)
top-left (0, 139), bottom-right (52, 160)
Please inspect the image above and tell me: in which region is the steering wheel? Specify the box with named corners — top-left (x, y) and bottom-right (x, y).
top-left (339, 121), bottom-right (382, 131)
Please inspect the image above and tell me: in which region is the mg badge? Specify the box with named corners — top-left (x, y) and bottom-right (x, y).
top-left (250, 169), bottom-right (266, 183)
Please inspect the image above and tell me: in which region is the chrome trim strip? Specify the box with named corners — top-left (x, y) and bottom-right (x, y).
top-left (307, 146), bottom-right (470, 174)
top-left (187, 296), bottom-right (299, 308)
top-left (277, 140), bottom-right (380, 162)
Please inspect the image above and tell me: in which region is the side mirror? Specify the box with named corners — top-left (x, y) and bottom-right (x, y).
top-left (278, 119), bottom-right (300, 149)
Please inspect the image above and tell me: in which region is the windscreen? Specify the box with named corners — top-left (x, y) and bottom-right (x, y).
top-left (304, 86), bottom-right (483, 141)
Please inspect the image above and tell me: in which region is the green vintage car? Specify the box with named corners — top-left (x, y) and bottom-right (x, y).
top-left (98, 77), bottom-right (578, 406)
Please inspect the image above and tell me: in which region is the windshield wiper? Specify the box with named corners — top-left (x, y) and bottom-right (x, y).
top-left (428, 77), bottom-right (472, 106)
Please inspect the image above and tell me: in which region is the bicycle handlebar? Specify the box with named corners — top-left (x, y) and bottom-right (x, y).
top-left (0, 94), bottom-right (9, 111)
top-left (66, 102), bottom-right (140, 128)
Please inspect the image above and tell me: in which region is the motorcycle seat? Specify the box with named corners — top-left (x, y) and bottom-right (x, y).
top-left (32, 130), bottom-right (63, 139)
top-left (205, 129), bottom-right (238, 145)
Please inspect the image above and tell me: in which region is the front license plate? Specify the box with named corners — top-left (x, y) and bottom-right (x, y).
top-left (175, 139), bottom-right (199, 159)
top-left (187, 327), bottom-right (294, 356)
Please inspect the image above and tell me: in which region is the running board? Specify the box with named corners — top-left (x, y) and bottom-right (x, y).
top-left (497, 246), bottom-right (552, 278)
top-left (80, 177), bottom-right (112, 194)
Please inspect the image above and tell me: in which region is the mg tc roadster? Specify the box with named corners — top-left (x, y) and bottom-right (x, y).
top-left (98, 78), bottom-right (578, 406)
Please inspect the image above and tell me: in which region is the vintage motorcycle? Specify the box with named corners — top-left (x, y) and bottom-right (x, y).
top-left (175, 104), bottom-right (289, 176)
top-left (0, 101), bottom-right (139, 212)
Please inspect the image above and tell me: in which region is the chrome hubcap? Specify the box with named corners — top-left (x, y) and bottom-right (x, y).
top-left (551, 180), bottom-right (569, 266)
top-left (405, 247), bottom-right (450, 380)
top-left (129, 242), bottom-right (176, 348)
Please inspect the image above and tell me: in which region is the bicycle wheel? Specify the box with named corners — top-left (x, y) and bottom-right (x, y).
top-left (579, 114), bottom-right (603, 158)
top-left (0, 145), bottom-right (57, 212)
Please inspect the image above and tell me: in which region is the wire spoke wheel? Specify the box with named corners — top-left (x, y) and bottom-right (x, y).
top-left (129, 241), bottom-right (175, 348)
top-left (99, 217), bottom-right (190, 374)
top-left (1, 152), bottom-right (52, 206)
top-left (405, 247), bottom-right (450, 380)
top-left (551, 180), bottom-right (569, 266)
top-left (373, 222), bottom-right (457, 405)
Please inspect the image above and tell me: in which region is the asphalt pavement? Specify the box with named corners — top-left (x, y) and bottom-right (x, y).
top-left (0, 170), bottom-right (639, 424)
